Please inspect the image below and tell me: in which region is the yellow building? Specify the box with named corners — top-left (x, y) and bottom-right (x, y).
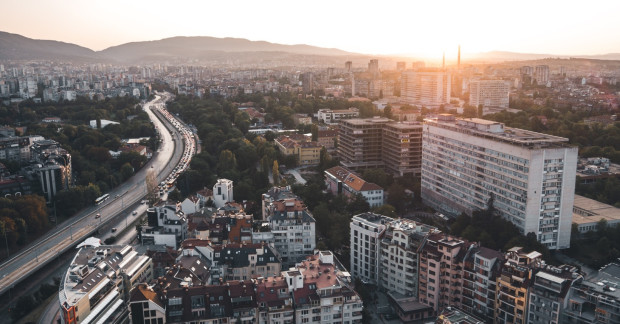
top-left (495, 247), bottom-right (542, 324)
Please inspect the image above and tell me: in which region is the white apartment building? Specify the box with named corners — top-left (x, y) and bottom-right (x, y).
top-left (379, 219), bottom-right (437, 298)
top-left (469, 80), bottom-right (510, 108)
top-left (59, 244), bottom-right (153, 324)
top-left (213, 178), bottom-right (233, 208)
top-left (535, 65), bottom-right (550, 85)
top-left (350, 213), bottom-right (393, 285)
top-left (317, 107), bottom-right (360, 124)
top-left (266, 198), bottom-right (316, 267)
top-left (421, 114), bottom-right (577, 249)
top-left (401, 69), bottom-right (451, 108)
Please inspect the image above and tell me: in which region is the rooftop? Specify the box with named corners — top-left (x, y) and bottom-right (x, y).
top-left (572, 194), bottom-right (620, 225)
top-left (425, 115), bottom-right (572, 148)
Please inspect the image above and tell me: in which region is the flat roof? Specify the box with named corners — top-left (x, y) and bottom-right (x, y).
top-left (537, 271), bottom-right (566, 284)
top-left (425, 116), bottom-right (572, 147)
top-left (572, 195), bottom-right (620, 225)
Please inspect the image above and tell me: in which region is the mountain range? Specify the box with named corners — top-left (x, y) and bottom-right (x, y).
top-left (2, 31), bottom-right (620, 63)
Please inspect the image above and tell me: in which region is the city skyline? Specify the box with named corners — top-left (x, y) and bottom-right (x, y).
top-left (2, 0), bottom-right (620, 59)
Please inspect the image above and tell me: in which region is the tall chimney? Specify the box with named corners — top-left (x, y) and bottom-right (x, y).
top-left (442, 52), bottom-right (445, 69)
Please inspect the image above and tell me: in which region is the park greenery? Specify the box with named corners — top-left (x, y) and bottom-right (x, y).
top-left (567, 219), bottom-right (620, 268)
top-left (0, 96), bottom-right (156, 257)
top-left (0, 195), bottom-right (49, 249)
top-left (13, 96), bottom-right (155, 215)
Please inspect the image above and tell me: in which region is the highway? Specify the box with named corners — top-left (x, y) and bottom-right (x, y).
top-left (0, 92), bottom-right (190, 296)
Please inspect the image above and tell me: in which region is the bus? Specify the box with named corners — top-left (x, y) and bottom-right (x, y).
top-left (167, 180), bottom-right (175, 189)
top-left (95, 193), bottom-right (110, 205)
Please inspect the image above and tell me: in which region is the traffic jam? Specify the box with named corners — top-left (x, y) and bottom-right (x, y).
top-left (154, 103), bottom-right (196, 196)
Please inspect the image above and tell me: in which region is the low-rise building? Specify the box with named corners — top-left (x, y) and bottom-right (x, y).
top-left (317, 107), bottom-right (360, 124)
top-left (325, 166), bottom-right (384, 207)
top-left (572, 194), bottom-right (620, 233)
top-left (143, 204), bottom-right (188, 248)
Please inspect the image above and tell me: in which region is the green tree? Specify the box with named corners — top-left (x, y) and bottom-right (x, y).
top-left (168, 189), bottom-right (182, 202)
top-left (272, 160), bottom-right (280, 186)
top-left (120, 162), bottom-right (134, 181)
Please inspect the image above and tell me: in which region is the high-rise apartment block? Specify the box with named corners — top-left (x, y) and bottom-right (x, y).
top-left (338, 117), bottom-right (423, 176)
top-left (262, 187), bottom-right (316, 267)
top-left (380, 219), bottom-right (438, 298)
top-left (534, 65), bottom-right (550, 85)
top-left (350, 213), bottom-right (393, 285)
top-left (401, 68), bottom-right (451, 108)
top-left (422, 115), bottom-right (577, 249)
top-left (469, 79), bottom-right (510, 108)
top-left (368, 59), bottom-right (379, 78)
top-left (461, 246), bottom-right (504, 322)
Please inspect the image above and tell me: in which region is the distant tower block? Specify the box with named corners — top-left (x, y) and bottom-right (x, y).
top-left (396, 62), bottom-right (406, 71)
top-left (442, 52), bottom-right (445, 69)
top-left (458, 45), bottom-right (461, 69)
top-left (345, 61), bottom-right (352, 72)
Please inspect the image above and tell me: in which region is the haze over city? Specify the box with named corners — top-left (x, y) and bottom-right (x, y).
top-left (2, 1), bottom-right (620, 324)
top-left (2, 0), bottom-right (620, 57)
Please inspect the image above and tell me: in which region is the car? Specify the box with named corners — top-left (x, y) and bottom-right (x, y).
top-left (95, 213), bottom-right (101, 219)
top-left (132, 211), bottom-right (138, 215)
top-left (141, 200), bottom-right (146, 204)
top-left (111, 228), bottom-right (117, 233)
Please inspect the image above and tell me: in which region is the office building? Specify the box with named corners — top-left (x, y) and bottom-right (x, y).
top-left (401, 68), bottom-right (451, 108)
top-left (338, 117), bottom-right (423, 176)
top-left (59, 244), bottom-right (153, 324)
top-left (422, 115), bottom-right (577, 249)
top-left (469, 79), bottom-right (510, 109)
top-left (317, 107), bottom-right (360, 124)
top-left (349, 213), bottom-right (393, 285)
top-left (338, 117), bottom-right (390, 170)
top-left (382, 121), bottom-right (423, 176)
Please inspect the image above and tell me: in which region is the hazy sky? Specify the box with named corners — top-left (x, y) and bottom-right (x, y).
top-left (2, 0), bottom-right (620, 59)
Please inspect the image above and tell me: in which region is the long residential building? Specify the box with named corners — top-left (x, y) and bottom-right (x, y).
top-left (128, 251), bottom-right (363, 324)
top-left (469, 79), bottom-right (510, 109)
top-left (325, 166), bottom-right (384, 207)
top-left (422, 114), bottom-right (577, 249)
top-left (60, 243), bottom-right (153, 324)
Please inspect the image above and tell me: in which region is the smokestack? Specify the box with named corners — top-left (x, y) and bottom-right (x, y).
top-left (458, 45), bottom-right (461, 69)
top-left (442, 52), bottom-right (445, 69)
